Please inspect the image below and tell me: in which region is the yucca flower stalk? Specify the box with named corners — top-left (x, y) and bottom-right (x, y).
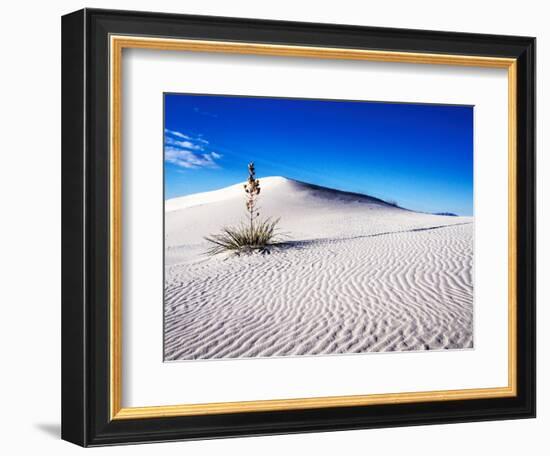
top-left (244, 162), bottom-right (261, 232)
top-left (204, 162), bottom-right (282, 256)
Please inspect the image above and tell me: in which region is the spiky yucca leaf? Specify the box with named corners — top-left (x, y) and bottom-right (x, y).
top-left (204, 218), bottom-right (282, 256)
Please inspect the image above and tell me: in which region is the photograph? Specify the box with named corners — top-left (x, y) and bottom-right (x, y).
top-left (163, 94), bottom-right (474, 361)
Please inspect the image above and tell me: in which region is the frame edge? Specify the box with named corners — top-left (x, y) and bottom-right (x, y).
top-left (61, 8), bottom-right (88, 448)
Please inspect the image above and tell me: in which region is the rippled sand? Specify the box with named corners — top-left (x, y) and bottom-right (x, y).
top-left (164, 177), bottom-right (473, 361)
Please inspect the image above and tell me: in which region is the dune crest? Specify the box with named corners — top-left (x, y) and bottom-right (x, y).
top-left (166, 176), bottom-right (399, 212)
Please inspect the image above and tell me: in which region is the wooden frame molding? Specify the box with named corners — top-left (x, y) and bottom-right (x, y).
top-left (109, 35), bottom-right (518, 421)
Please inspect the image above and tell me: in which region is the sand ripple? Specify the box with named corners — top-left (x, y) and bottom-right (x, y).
top-left (164, 222), bottom-right (473, 361)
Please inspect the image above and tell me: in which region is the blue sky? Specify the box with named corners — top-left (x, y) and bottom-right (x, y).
top-left (164, 94), bottom-right (473, 216)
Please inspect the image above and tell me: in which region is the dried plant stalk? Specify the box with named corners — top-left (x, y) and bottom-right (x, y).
top-left (205, 162), bottom-right (282, 256)
top-left (244, 162), bottom-right (261, 231)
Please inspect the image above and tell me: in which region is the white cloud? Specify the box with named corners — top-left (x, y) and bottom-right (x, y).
top-left (195, 136), bottom-right (210, 145)
top-left (164, 129), bottom-right (192, 140)
top-left (165, 147), bottom-right (220, 169)
top-left (165, 135), bottom-right (203, 151)
top-left (164, 129), bottom-right (223, 169)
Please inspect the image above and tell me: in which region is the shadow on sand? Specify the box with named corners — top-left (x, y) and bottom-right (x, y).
top-left (272, 221), bottom-right (473, 252)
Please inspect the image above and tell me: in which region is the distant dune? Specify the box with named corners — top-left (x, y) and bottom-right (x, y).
top-left (164, 176), bottom-right (473, 361)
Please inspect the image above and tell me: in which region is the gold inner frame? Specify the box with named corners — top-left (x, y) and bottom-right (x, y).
top-left (109, 35), bottom-right (518, 420)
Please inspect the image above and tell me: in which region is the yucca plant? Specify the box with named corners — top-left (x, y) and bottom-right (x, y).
top-left (204, 162), bottom-right (282, 256)
top-left (204, 218), bottom-right (281, 256)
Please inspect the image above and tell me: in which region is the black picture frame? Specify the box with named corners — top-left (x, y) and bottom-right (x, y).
top-left (62, 8), bottom-right (535, 447)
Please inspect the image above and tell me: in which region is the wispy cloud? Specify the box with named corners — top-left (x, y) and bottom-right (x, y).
top-left (164, 129), bottom-right (222, 169)
top-left (165, 135), bottom-right (203, 151)
top-left (193, 107), bottom-right (218, 118)
top-left (167, 130), bottom-right (192, 140)
top-left (165, 147), bottom-right (221, 169)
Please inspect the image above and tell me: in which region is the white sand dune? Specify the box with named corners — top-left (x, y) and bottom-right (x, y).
top-left (164, 176), bottom-right (473, 361)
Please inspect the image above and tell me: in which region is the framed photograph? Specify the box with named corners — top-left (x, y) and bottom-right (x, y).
top-left (61, 8), bottom-right (535, 447)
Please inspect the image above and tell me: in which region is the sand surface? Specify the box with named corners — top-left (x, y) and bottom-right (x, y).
top-left (164, 177), bottom-right (473, 361)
